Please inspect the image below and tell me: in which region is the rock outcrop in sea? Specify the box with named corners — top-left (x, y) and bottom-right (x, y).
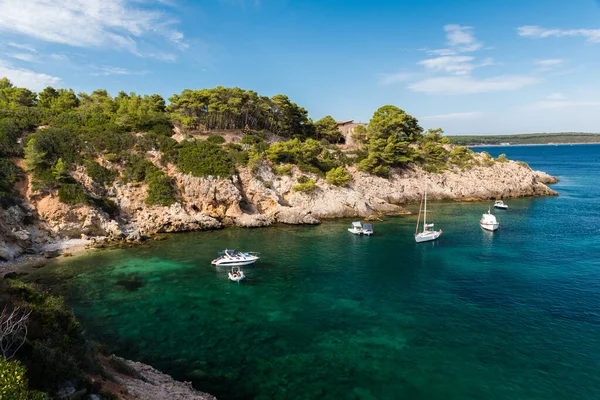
top-left (0, 151), bottom-right (557, 262)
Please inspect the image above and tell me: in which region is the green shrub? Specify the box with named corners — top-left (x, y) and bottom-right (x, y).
top-left (292, 179), bottom-right (317, 194)
top-left (273, 164), bottom-right (292, 176)
top-left (123, 155), bottom-right (154, 183)
top-left (58, 183), bottom-right (89, 205)
top-left (241, 135), bottom-right (264, 145)
top-left (206, 135), bottom-right (225, 144)
top-left (177, 141), bottom-right (234, 177)
top-left (449, 146), bottom-right (474, 170)
top-left (297, 175), bottom-right (309, 184)
top-left (85, 161), bottom-right (116, 185)
top-left (145, 170), bottom-right (176, 206)
top-left (0, 158), bottom-right (18, 204)
top-left (0, 357), bottom-right (46, 400)
top-left (3, 280), bottom-right (97, 394)
top-left (326, 166), bottom-right (351, 187)
top-left (225, 143), bottom-right (249, 166)
top-left (92, 198), bottom-right (119, 217)
top-left (496, 153), bottom-right (508, 162)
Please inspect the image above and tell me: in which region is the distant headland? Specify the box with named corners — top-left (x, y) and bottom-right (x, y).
top-left (449, 132), bottom-right (600, 146)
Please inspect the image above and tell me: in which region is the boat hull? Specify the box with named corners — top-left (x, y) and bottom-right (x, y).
top-left (415, 230), bottom-right (442, 243)
top-left (348, 228), bottom-right (362, 235)
top-left (480, 222), bottom-right (500, 231)
top-left (212, 259), bottom-right (258, 266)
top-left (494, 205), bottom-right (508, 210)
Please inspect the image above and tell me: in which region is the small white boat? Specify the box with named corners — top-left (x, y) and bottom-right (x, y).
top-left (348, 221), bottom-right (364, 235)
top-left (348, 221), bottom-right (374, 236)
top-left (228, 266), bottom-right (245, 282)
top-left (480, 209), bottom-right (500, 231)
top-left (211, 249), bottom-right (260, 266)
top-left (415, 175), bottom-right (442, 243)
top-left (494, 200), bottom-right (508, 210)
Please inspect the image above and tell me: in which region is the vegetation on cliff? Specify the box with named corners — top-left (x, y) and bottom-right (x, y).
top-left (0, 77), bottom-right (513, 211)
top-left (0, 279), bottom-right (103, 398)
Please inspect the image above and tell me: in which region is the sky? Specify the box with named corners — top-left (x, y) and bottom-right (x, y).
top-left (1, 0), bottom-right (600, 135)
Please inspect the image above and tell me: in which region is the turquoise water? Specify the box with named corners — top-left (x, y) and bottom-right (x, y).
top-left (29, 144), bottom-right (600, 400)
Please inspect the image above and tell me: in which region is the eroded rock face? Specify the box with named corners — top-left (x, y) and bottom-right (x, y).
top-left (2, 154), bottom-right (558, 247)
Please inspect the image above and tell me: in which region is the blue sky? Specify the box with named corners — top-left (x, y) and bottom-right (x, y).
top-left (1, 0), bottom-right (600, 134)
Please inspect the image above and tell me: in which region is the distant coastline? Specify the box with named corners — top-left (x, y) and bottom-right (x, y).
top-left (469, 142), bottom-right (600, 148)
top-left (449, 132), bottom-right (600, 147)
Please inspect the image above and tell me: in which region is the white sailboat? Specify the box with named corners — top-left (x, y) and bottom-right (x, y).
top-left (414, 176), bottom-right (443, 243)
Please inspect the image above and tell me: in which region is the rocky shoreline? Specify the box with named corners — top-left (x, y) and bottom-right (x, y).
top-left (1, 152), bottom-right (558, 266)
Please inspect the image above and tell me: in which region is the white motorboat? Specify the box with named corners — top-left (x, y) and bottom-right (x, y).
top-left (480, 209), bottom-right (500, 231)
top-left (228, 266), bottom-right (245, 282)
top-left (348, 221), bottom-right (364, 235)
top-left (348, 221), bottom-right (374, 236)
top-left (494, 200), bottom-right (508, 210)
top-left (415, 175), bottom-right (442, 243)
top-left (211, 249), bottom-right (259, 266)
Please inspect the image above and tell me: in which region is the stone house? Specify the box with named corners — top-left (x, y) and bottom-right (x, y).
top-left (336, 120), bottom-right (367, 148)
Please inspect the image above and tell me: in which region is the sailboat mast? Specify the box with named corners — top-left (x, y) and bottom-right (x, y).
top-left (423, 175), bottom-right (428, 229)
top-left (415, 189), bottom-right (424, 235)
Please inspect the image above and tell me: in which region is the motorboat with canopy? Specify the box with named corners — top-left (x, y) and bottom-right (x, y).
top-left (348, 221), bottom-right (374, 236)
top-left (211, 249), bottom-right (260, 266)
top-left (494, 200), bottom-right (508, 210)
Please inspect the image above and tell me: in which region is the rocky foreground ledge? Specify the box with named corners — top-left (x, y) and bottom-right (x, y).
top-left (1, 152), bottom-right (558, 262)
top-left (93, 354), bottom-right (215, 400)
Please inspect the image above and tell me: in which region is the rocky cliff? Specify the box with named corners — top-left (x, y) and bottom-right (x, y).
top-left (0, 152), bottom-right (557, 261)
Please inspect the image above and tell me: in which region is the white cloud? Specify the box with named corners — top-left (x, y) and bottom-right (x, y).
top-left (530, 100), bottom-right (600, 109)
top-left (89, 65), bottom-right (148, 76)
top-left (378, 72), bottom-right (412, 86)
top-left (444, 24), bottom-right (483, 52)
top-left (535, 59), bottom-right (564, 67)
top-left (7, 42), bottom-right (37, 52)
top-left (546, 92), bottom-right (565, 100)
top-left (0, 59), bottom-right (61, 90)
top-left (49, 54), bottom-right (69, 61)
top-left (0, 0), bottom-right (187, 59)
top-left (7, 53), bottom-right (37, 62)
top-left (425, 24), bottom-right (483, 56)
top-left (409, 75), bottom-right (540, 95)
top-left (518, 26), bottom-right (600, 43)
top-left (419, 55), bottom-right (475, 75)
top-left (421, 111), bottom-right (484, 120)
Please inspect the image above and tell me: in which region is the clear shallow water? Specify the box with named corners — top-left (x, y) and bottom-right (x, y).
top-left (29, 144), bottom-right (600, 400)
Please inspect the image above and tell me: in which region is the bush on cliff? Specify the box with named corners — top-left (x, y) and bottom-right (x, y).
top-left (177, 141), bottom-right (234, 177)
top-left (206, 135), bottom-right (225, 145)
top-left (1, 279), bottom-right (98, 395)
top-left (273, 164), bottom-right (292, 176)
top-left (58, 183), bottom-right (89, 205)
top-left (292, 178), bottom-right (317, 194)
top-left (0, 158), bottom-right (18, 205)
top-left (0, 357), bottom-right (46, 400)
top-left (85, 161), bottom-right (116, 186)
top-left (326, 167), bottom-right (351, 187)
top-left (145, 169), bottom-right (176, 206)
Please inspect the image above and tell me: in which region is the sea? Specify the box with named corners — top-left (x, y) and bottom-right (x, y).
top-left (28, 144), bottom-right (600, 400)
